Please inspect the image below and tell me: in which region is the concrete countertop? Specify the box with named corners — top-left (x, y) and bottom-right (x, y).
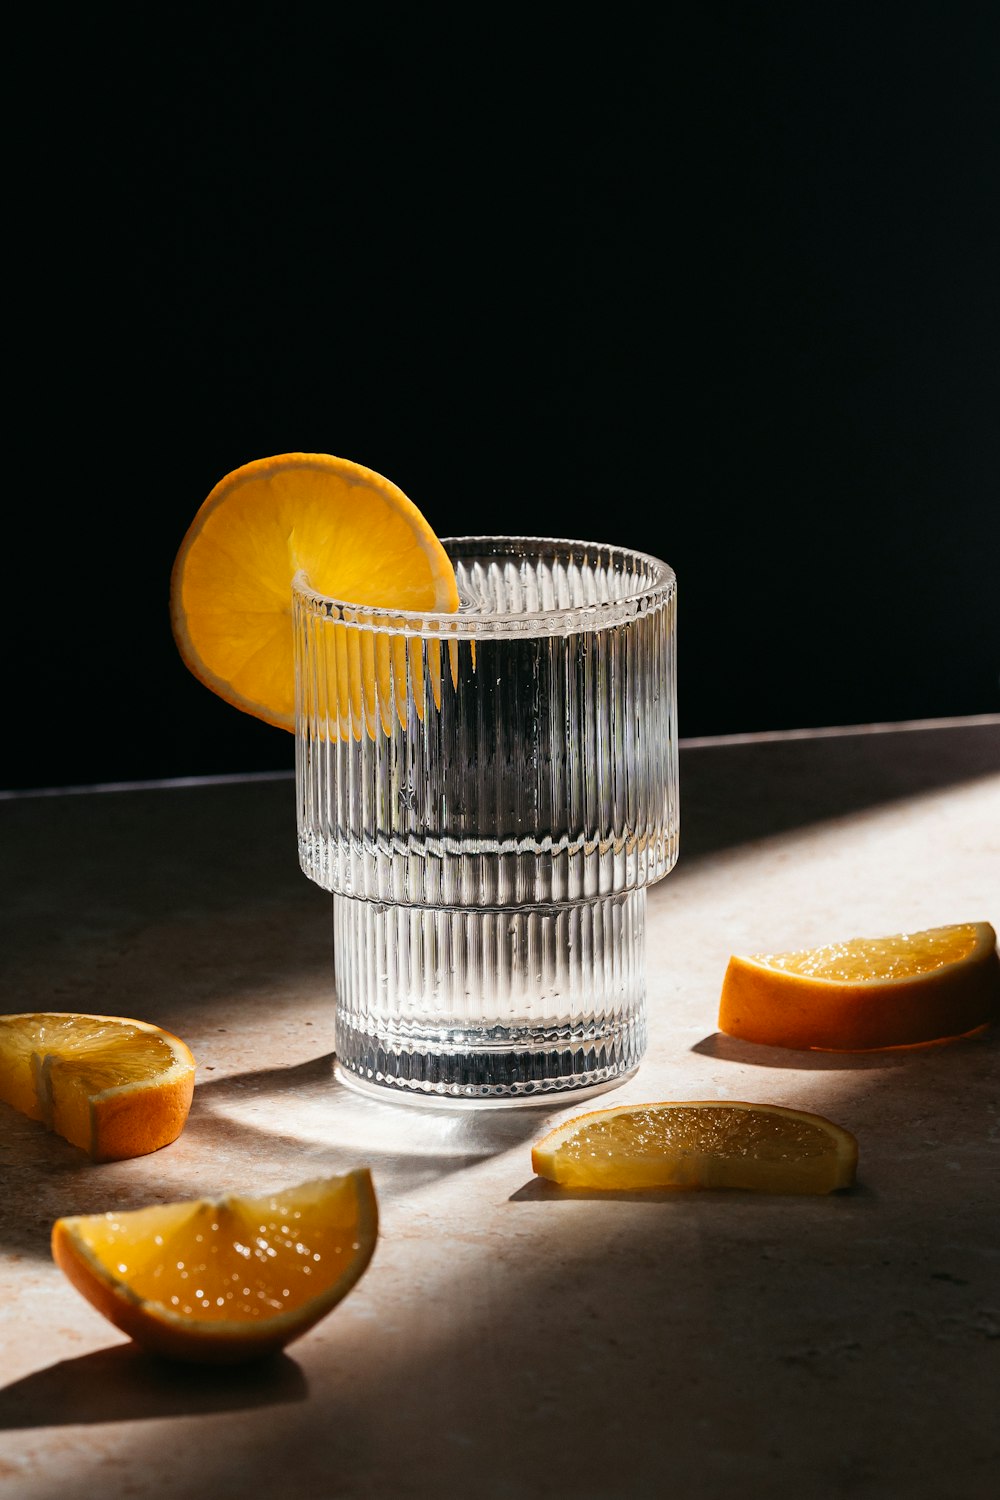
top-left (2, 717), bottom-right (998, 1500)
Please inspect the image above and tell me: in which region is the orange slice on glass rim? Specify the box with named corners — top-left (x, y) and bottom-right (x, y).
top-left (169, 452), bottom-right (460, 736)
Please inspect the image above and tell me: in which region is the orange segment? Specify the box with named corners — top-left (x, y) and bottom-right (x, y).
top-left (51, 1171), bottom-right (378, 1364)
top-left (0, 1013), bottom-right (195, 1161)
top-left (718, 921), bottom-right (1000, 1051)
top-left (170, 452), bottom-right (460, 732)
top-left (531, 1100), bottom-right (858, 1194)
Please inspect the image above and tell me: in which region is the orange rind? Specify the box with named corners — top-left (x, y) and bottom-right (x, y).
top-left (718, 921), bottom-right (1000, 1051)
top-left (0, 1012), bottom-right (195, 1161)
top-left (170, 451), bottom-right (459, 733)
top-left (52, 1171), bottom-right (379, 1364)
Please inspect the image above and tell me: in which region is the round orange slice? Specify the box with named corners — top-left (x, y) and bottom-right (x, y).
top-left (531, 1100), bottom-right (858, 1194)
top-left (718, 920), bottom-right (1000, 1051)
top-left (0, 1012), bottom-right (195, 1161)
top-left (51, 1170), bottom-right (378, 1364)
top-left (169, 452), bottom-right (460, 731)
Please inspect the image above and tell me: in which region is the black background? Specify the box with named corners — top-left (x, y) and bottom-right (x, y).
top-left (8, 4), bottom-right (998, 792)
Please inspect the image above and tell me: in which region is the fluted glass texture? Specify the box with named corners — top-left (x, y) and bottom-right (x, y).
top-left (294, 537), bottom-right (678, 1102)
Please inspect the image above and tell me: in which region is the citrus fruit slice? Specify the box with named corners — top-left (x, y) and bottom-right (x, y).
top-left (0, 1013), bottom-right (195, 1161)
top-left (169, 452), bottom-right (460, 733)
top-left (52, 1170), bottom-right (378, 1364)
top-left (718, 921), bottom-right (1000, 1051)
top-left (531, 1100), bottom-right (858, 1194)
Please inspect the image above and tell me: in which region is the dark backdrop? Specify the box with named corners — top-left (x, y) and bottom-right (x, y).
top-left (7, 4), bottom-right (999, 792)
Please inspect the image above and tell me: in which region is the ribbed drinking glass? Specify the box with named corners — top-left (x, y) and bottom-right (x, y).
top-left (294, 536), bottom-right (678, 1104)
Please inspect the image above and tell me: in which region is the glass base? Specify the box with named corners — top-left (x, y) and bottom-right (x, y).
top-left (333, 1058), bottom-right (638, 1109)
top-left (331, 890), bottom-right (647, 1105)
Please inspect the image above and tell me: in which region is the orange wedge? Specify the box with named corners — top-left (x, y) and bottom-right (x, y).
top-left (0, 1013), bottom-right (195, 1161)
top-left (52, 1171), bottom-right (378, 1364)
top-left (718, 921), bottom-right (1000, 1051)
top-left (531, 1100), bottom-right (858, 1194)
top-left (170, 452), bottom-right (460, 732)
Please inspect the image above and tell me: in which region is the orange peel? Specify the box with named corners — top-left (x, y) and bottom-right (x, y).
top-left (718, 921), bottom-right (1000, 1050)
top-left (170, 452), bottom-right (459, 733)
top-left (52, 1171), bottom-right (378, 1364)
top-left (0, 1012), bottom-right (195, 1161)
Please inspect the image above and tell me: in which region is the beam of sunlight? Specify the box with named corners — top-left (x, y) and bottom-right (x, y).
top-left (2, 729), bottom-right (997, 1495)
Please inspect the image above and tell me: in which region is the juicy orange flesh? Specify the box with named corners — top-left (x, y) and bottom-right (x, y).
top-left (173, 455), bottom-right (459, 732)
top-left (186, 465), bottom-right (452, 614)
top-left (0, 1015), bottom-right (180, 1123)
top-left (560, 1107), bottom-right (837, 1174)
top-left (73, 1183), bottom-right (365, 1323)
top-left (759, 923), bottom-right (980, 982)
top-left (534, 1103), bottom-right (856, 1192)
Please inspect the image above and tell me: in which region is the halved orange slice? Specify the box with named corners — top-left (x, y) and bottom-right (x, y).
top-left (531, 1100), bottom-right (858, 1194)
top-left (169, 452), bottom-right (459, 732)
top-left (718, 921), bottom-right (1000, 1050)
top-left (52, 1171), bottom-right (378, 1363)
top-left (0, 1012), bottom-right (195, 1161)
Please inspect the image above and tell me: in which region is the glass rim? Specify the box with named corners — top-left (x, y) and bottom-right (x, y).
top-left (292, 534), bottom-right (676, 639)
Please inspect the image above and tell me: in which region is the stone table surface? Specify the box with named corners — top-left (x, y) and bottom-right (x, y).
top-left (1, 717), bottom-right (998, 1500)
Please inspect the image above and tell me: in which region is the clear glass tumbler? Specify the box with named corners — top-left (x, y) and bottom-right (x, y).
top-left (294, 536), bottom-right (678, 1104)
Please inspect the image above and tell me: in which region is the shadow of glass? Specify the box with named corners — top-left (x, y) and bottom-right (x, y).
top-left (677, 720), bottom-right (1000, 863)
top-left (0, 1343), bottom-right (307, 1431)
top-left (186, 1062), bottom-right (564, 1199)
top-left (0, 1054), bottom-right (559, 1262)
top-left (195, 1052), bottom-right (337, 1097)
top-left (194, 1053), bottom-right (564, 1154)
